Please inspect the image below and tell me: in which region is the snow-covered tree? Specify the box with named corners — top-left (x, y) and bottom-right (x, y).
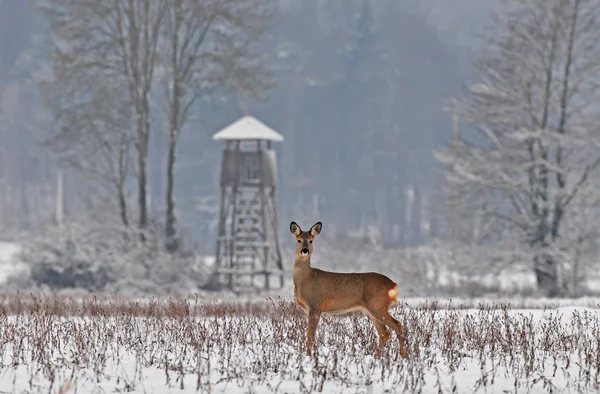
top-left (436, 0), bottom-right (600, 296)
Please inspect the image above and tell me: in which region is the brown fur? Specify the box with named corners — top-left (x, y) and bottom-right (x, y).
top-left (59, 380), bottom-right (72, 394)
top-left (290, 221), bottom-right (408, 359)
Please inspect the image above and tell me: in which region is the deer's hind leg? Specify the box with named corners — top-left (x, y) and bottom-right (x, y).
top-left (366, 313), bottom-right (390, 357)
top-left (379, 311), bottom-right (407, 359)
top-left (365, 301), bottom-right (408, 359)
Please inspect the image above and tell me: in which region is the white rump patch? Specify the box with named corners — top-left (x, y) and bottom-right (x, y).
top-left (388, 286), bottom-right (399, 303)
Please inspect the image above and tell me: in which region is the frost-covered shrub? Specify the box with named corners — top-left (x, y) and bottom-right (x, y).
top-left (12, 220), bottom-right (210, 295)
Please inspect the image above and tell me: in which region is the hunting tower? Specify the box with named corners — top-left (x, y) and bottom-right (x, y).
top-left (212, 116), bottom-right (284, 291)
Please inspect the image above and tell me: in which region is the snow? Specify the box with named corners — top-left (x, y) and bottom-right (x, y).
top-left (212, 116), bottom-right (284, 142)
top-left (202, 255), bottom-right (216, 267)
top-left (0, 242), bottom-right (24, 284)
top-left (0, 242), bottom-right (20, 262)
top-left (0, 298), bottom-right (598, 393)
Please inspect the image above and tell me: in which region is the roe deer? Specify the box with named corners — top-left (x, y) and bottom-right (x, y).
top-left (290, 221), bottom-right (408, 359)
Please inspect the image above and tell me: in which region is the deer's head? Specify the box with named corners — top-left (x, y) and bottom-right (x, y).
top-left (290, 221), bottom-right (322, 258)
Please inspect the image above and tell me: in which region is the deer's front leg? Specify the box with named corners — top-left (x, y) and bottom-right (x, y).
top-left (294, 285), bottom-right (309, 315)
top-left (295, 298), bottom-right (308, 315)
top-left (306, 309), bottom-right (321, 356)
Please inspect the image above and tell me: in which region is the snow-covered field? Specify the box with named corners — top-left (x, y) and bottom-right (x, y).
top-left (0, 294), bottom-right (598, 393)
top-left (2, 241), bottom-right (600, 392)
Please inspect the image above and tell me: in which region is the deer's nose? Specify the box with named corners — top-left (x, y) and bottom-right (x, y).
top-left (301, 248), bottom-right (309, 255)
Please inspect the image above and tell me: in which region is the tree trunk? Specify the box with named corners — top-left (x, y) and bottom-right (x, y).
top-left (165, 8), bottom-right (180, 253)
top-left (137, 99), bottom-right (149, 230)
top-left (165, 136), bottom-right (178, 252)
top-left (534, 251), bottom-right (560, 297)
top-left (117, 139), bottom-right (129, 227)
top-left (118, 182), bottom-right (128, 227)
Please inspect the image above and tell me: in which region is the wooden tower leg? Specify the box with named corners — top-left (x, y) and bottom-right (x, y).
top-left (268, 187), bottom-right (284, 289)
top-left (214, 185), bottom-right (230, 289)
top-left (228, 186), bottom-right (239, 290)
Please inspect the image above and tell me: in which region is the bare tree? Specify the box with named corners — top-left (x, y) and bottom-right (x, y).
top-left (39, 0), bottom-right (167, 229)
top-left (436, 0), bottom-right (600, 296)
top-left (41, 75), bottom-right (133, 226)
top-left (161, 0), bottom-right (275, 250)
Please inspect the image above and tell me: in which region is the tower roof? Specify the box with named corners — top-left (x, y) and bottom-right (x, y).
top-left (212, 116), bottom-right (284, 142)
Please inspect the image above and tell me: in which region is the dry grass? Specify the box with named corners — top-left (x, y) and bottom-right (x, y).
top-left (0, 292), bottom-right (598, 393)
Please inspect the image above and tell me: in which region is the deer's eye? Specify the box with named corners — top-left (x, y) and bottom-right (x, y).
top-left (297, 240), bottom-right (301, 243)
top-left (309, 240), bottom-right (313, 243)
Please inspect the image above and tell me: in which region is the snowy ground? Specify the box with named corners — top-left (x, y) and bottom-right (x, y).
top-left (0, 242), bottom-right (23, 284)
top-left (0, 294), bottom-right (599, 393)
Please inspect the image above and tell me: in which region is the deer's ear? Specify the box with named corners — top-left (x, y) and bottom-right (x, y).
top-left (290, 221), bottom-right (301, 236)
top-left (309, 222), bottom-right (322, 237)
